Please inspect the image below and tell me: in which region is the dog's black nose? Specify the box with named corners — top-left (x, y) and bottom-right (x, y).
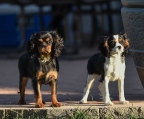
top-left (41, 43), bottom-right (47, 48)
top-left (117, 46), bottom-right (121, 49)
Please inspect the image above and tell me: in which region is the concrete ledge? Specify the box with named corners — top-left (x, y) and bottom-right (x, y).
top-left (1, 102), bottom-right (144, 119)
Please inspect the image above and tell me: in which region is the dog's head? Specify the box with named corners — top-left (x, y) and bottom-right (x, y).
top-left (99, 33), bottom-right (129, 58)
top-left (27, 31), bottom-right (64, 58)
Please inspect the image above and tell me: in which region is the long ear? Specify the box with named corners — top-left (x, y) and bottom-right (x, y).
top-left (99, 37), bottom-right (110, 58)
top-left (27, 33), bottom-right (37, 57)
top-left (122, 33), bottom-right (130, 56)
top-left (49, 31), bottom-right (64, 57)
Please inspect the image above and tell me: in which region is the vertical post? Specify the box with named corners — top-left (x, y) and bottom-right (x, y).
top-left (100, 4), bottom-right (104, 35)
top-left (39, 5), bottom-right (44, 31)
top-left (73, 1), bottom-right (82, 53)
top-left (121, 0), bottom-right (144, 87)
top-left (63, 12), bottom-right (69, 44)
top-left (89, 4), bottom-right (97, 47)
top-left (106, 1), bottom-right (113, 34)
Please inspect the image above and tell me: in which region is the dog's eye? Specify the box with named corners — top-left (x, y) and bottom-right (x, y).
top-left (119, 38), bottom-right (124, 45)
top-left (119, 38), bottom-right (123, 42)
top-left (109, 41), bottom-right (116, 47)
top-left (47, 40), bottom-right (53, 44)
top-left (45, 38), bottom-right (53, 45)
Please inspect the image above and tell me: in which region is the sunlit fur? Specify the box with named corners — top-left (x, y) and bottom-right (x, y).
top-left (79, 33), bottom-right (130, 106)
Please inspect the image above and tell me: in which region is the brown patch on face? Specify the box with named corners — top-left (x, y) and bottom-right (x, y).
top-left (119, 38), bottom-right (123, 42)
top-left (36, 71), bottom-right (45, 80)
top-left (39, 39), bottom-right (43, 42)
top-left (45, 45), bottom-right (52, 54)
top-left (123, 39), bottom-right (129, 48)
top-left (45, 38), bottom-right (50, 42)
top-left (46, 71), bottom-right (58, 80)
top-left (104, 41), bottom-right (108, 47)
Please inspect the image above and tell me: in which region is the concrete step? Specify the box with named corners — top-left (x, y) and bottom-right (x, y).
top-left (1, 101), bottom-right (144, 119)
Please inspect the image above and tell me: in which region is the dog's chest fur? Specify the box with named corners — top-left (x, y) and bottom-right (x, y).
top-left (36, 57), bottom-right (57, 73)
top-left (104, 54), bottom-right (125, 81)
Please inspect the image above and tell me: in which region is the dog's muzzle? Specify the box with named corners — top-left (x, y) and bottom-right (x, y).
top-left (117, 46), bottom-right (121, 50)
top-left (40, 42), bottom-right (48, 48)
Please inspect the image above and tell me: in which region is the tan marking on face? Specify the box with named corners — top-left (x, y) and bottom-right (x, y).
top-left (104, 41), bottom-right (108, 47)
top-left (45, 45), bottom-right (52, 53)
top-left (113, 39), bottom-right (117, 43)
top-left (45, 38), bottom-right (50, 42)
top-left (46, 71), bottom-right (58, 80)
top-left (39, 39), bottom-right (43, 42)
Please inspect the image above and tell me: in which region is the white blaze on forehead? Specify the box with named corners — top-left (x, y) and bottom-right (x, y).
top-left (113, 35), bottom-right (118, 41)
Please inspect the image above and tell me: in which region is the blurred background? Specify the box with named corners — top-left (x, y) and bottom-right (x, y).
top-left (0, 0), bottom-right (123, 56)
top-left (0, 0), bottom-right (144, 105)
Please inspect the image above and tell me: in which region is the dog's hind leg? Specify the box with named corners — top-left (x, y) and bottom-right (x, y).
top-left (79, 74), bottom-right (96, 104)
top-left (18, 76), bottom-right (28, 104)
top-left (98, 83), bottom-right (104, 100)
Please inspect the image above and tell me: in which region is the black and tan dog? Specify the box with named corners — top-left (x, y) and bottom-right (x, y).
top-left (18, 31), bottom-right (64, 108)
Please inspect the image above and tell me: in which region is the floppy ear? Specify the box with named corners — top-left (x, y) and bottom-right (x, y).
top-left (122, 33), bottom-right (130, 56)
top-left (99, 37), bottom-right (110, 58)
top-left (27, 33), bottom-right (37, 57)
top-left (49, 31), bottom-right (64, 57)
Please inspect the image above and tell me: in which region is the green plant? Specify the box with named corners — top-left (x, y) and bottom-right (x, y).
top-left (65, 108), bottom-right (92, 119)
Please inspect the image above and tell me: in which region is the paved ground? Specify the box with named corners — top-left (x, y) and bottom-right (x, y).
top-left (0, 47), bottom-right (144, 106)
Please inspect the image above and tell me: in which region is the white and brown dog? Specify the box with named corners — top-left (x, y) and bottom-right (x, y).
top-left (79, 34), bottom-right (130, 106)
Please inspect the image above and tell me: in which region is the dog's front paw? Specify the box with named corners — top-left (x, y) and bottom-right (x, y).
top-left (18, 100), bottom-right (26, 105)
top-left (52, 102), bottom-right (62, 107)
top-left (51, 95), bottom-right (62, 107)
top-left (119, 100), bottom-right (129, 105)
top-left (105, 101), bottom-right (114, 106)
top-left (35, 101), bottom-right (44, 108)
top-left (79, 100), bottom-right (87, 104)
